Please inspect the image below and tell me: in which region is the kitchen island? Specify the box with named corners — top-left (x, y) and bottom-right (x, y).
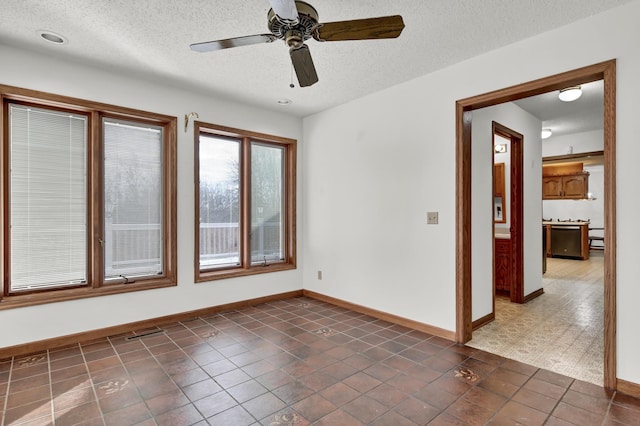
top-left (543, 221), bottom-right (590, 260)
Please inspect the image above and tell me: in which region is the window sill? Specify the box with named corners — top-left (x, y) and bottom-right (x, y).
top-left (0, 279), bottom-right (176, 311)
top-left (196, 263), bottom-right (296, 283)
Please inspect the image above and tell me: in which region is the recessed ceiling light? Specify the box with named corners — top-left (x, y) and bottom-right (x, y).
top-left (558, 86), bottom-right (582, 102)
top-left (37, 30), bottom-right (67, 45)
top-left (541, 129), bottom-right (553, 139)
top-left (276, 98), bottom-right (292, 105)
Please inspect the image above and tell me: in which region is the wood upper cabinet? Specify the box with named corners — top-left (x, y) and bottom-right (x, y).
top-left (542, 163), bottom-right (589, 200)
top-left (562, 173), bottom-right (589, 198)
top-left (542, 172), bottom-right (588, 199)
top-left (542, 176), bottom-right (563, 199)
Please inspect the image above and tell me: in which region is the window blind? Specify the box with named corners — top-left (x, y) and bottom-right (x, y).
top-left (103, 118), bottom-right (163, 279)
top-left (9, 104), bottom-right (88, 291)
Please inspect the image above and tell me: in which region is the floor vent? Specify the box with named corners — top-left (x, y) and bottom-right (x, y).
top-left (125, 329), bottom-right (165, 340)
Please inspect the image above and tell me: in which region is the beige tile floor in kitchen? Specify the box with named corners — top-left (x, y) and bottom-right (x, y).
top-left (468, 251), bottom-right (605, 385)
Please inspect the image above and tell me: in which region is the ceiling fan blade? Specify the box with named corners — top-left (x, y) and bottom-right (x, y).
top-left (269, 0), bottom-right (299, 23)
top-left (290, 44), bottom-right (318, 87)
top-left (313, 15), bottom-right (405, 42)
top-left (190, 34), bottom-right (277, 52)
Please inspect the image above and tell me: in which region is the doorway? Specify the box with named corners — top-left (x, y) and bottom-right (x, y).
top-left (455, 60), bottom-right (617, 389)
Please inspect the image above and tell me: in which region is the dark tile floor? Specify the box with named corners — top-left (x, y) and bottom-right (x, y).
top-left (1, 296), bottom-right (639, 425)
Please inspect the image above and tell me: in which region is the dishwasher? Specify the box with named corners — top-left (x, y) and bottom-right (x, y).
top-left (550, 225), bottom-right (582, 258)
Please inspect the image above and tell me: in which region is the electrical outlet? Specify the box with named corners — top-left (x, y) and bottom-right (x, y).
top-left (427, 211), bottom-right (439, 224)
top-left (317, 270), bottom-right (323, 280)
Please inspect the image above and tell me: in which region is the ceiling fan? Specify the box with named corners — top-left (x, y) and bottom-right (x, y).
top-left (190, 0), bottom-right (405, 87)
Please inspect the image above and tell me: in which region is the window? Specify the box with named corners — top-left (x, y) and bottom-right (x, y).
top-left (195, 122), bottom-right (296, 281)
top-left (1, 85), bottom-right (177, 308)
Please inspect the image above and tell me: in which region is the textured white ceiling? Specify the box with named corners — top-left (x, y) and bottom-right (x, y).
top-left (0, 0), bottom-right (630, 117)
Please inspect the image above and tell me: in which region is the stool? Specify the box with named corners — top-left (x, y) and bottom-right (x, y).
top-left (588, 227), bottom-right (604, 250)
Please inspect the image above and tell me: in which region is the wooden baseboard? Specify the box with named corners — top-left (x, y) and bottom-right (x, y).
top-left (472, 312), bottom-right (495, 330)
top-left (0, 290), bottom-right (303, 359)
top-left (523, 288), bottom-right (544, 303)
top-left (617, 378), bottom-right (640, 398)
top-left (303, 290), bottom-right (456, 341)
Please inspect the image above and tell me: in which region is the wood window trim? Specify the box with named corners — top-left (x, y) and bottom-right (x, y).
top-left (194, 121), bottom-right (297, 282)
top-left (0, 84), bottom-right (177, 310)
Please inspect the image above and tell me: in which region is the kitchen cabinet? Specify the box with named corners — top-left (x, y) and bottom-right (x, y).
top-left (542, 172), bottom-right (589, 199)
top-left (542, 162), bottom-right (589, 200)
top-left (494, 237), bottom-right (511, 294)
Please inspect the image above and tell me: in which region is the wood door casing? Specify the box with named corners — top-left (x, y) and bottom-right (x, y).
top-left (456, 60), bottom-right (616, 390)
top-left (493, 121), bottom-right (524, 304)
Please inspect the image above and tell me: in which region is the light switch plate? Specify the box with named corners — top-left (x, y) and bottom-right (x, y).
top-left (427, 211), bottom-right (438, 224)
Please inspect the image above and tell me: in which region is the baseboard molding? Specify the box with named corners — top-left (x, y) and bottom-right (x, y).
top-left (617, 378), bottom-right (640, 398)
top-left (472, 312), bottom-right (495, 330)
top-left (303, 290), bottom-right (456, 341)
top-left (523, 288), bottom-right (544, 303)
top-left (0, 290), bottom-right (303, 359)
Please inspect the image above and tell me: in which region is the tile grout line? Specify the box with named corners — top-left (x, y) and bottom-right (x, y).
top-left (80, 342), bottom-right (107, 425)
top-left (105, 333), bottom-right (152, 422)
top-left (47, 349), bottom-right (55, 426)
top-left (0, 357), bottom-right (13, 426)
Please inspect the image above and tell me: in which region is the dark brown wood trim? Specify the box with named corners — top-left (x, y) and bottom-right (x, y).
top-left (241, 137), bottom-right (251, 268)
top-left (523, 288), bottom-right (545, 303)
top-left (0, 290), bottom-right (304, 359)
top-left (472, 312), bottom-right (495, 330)
top-left (1, 88), bottom-right (178, 307)
top-left (456, 60), bottom-right (617, 390)
top-left (542, 150), bottom-right (604, 163)
top-left (303, 290), bottom-right (456, 341)
top-left (0, 84), bottom-right (176, 124)
top-left (194, 121), bottom-right (296, 146)
top-left (193, 121), bottom-right (297, 283)
top-left (617, 379), bottom-right (640, 399)
top-left (602, 60), bottom-right (617, 391)
top-left (196, 263), bottom-right (297, 282)
top-left (455, 105), bottom-right (473, 343)
top-left (493, 122), bottom-right (524, 304)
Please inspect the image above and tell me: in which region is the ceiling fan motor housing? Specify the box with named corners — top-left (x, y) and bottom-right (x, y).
top-left (268, 1), bottom-right (319, 43)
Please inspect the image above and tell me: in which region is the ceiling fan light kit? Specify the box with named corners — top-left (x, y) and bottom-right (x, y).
top-left (190, 0), bottom-right (405, 87)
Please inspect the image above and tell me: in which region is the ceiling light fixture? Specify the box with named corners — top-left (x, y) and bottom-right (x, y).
top-left (276, 98), bottom-right (292, 105)
top-left (541, 129), bottom-right (553, 139)
top-left (37, 30), bottom-right (67, 45)
top-left (558, 86), bottom-right (582, 102)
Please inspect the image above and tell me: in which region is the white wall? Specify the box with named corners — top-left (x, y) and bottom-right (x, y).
top-left (303, 1), bottom-right (640, 384)
top-left (471, 103), bottom-right (543, 321)
top-left (542, 130), bottom-right (604, 157)
top-left (3, 1), bottom-right (640, 387)
top-left (0, 45), bottom-right (304, 347)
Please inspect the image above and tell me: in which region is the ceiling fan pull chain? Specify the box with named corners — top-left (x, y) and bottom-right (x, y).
top-left (290, 63), bottom-right (295, 88)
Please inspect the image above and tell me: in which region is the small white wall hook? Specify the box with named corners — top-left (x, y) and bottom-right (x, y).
top-left (184, 112), bottom-right (200, 133)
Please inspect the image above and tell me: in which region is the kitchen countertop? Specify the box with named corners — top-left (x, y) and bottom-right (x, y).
top-left (543, 221), bottom-right (590, 225)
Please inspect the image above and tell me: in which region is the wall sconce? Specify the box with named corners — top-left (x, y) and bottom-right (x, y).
top-left (559, 86), bottom-right (582, 102)
top-left (541, 128), bottom-right (553, 139)
top-left (494, 143), bottom-right (507, 153)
